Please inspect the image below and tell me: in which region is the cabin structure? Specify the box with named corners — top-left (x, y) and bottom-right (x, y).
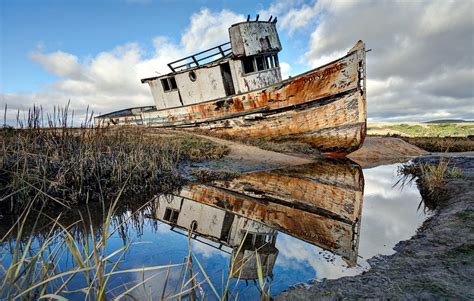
top-left (140, 17), bottom-right (282, 110)
top-left (151, 194), bottom-right (279, 281)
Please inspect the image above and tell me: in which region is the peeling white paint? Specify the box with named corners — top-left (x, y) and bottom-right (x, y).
top-left (229, 22), bottom-right (282, 57)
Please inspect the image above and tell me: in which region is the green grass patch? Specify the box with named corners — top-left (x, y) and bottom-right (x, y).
top-left (368, 122), bottom-right (474, 137)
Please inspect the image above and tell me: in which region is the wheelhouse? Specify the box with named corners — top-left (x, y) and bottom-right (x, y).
top-left (141, 17), bottom-right (283, 110)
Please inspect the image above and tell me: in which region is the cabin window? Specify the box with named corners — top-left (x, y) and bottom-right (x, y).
top-left (242, 53), bottom-right (280, 75)
top-left (169, 77), bottom-right (178, 89)
top-left (273, 54), bottom-right (279, 67)
top-left (242, 57), bottom-right (255, 74)
top-left (268, 54), bottom-right (279, 68)
top-left (255, 56), bottom-right (265, 71)
top-left (161, 78), bottom-right (170, 91)
top-left (266, 56), bottom-right (273, 68)
top-left (163, 208), bottom-right (179, 223)
top-left (161, 76), bottom-right (178, 92)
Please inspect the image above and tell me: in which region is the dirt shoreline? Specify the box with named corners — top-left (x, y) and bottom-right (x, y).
top-left (185, 135), bottom-right (430, 172)
top-left (275, 155), bottom-right (474, 300)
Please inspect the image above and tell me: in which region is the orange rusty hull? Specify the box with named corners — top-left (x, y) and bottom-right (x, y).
top-left (177, 159), bottom-right (364, 265)
top-left (96, 41), bottom-right (367, 154)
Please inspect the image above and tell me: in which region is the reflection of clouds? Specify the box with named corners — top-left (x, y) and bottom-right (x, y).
top-left (275, 234), bottom-right (362, 280)
top-left (191, 239), bottom-right (228, 259)
top-left (359, 164), bottom-right (428, 259)
top-left (364, 164), bottom-right (418, 199)
top-left (272, 163), bottom-right (428, 281)
top-left (123, 267), bottom-right (187, 300)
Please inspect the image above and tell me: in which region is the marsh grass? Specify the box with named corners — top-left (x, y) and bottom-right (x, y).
top-left (244, 139), bottom-right (321, 157)
top-left (0, 180), bottom-right (183, 300)
top-left (400, 136), bottom-right (474, 152)
top-left (368, 122), bottom-right (474, 137)
top-left (189, 168), bottom-right (241, 183)
top-left (191, 230), bottom-right (272, 300)
top-left (397, 159), bottom-right (463, 210)
top-left (1, 105), bottom-right (229, 214)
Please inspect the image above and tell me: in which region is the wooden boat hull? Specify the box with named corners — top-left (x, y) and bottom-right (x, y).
top-left (96, 41), bottom-right (367, 155)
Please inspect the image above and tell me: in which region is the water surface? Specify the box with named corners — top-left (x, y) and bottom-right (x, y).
top-left (0, 160), bottom-right (429, 299)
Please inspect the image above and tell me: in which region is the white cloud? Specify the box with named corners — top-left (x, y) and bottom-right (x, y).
top-left (279, 62), bottom-right (291, 80)
top-left (181, 9), bottom-right (244, 54)
top-left (30, 51), bottom-right (83, 78)
top-left (1, 9), bottom-right (244, 124)
top-left (261, 0), bottom-right (474, 122)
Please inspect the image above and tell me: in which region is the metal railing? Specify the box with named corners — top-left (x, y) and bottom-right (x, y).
top-left (167, 42), bottom-right (232, 72)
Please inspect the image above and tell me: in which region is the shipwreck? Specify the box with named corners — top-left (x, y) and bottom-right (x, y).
top-left (95, 16), bottom-right (367, 155)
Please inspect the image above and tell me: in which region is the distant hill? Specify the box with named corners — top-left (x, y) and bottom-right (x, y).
top-left (424, 119), bottom-right (474, 124)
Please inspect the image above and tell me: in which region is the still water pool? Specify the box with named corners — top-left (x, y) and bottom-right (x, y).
top-left (0, 160), bottom-right (429, 300)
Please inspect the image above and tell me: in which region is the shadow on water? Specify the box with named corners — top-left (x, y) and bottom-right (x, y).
top-left (0, 158), bottom-right (429, 299)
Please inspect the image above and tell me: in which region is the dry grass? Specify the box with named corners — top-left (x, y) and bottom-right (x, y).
top-left (187, 128), bottom-right (321, 157)
top-left (189, 168), bottom-right (241, 183)
top-left (368, 122), bottom-right (474, 137)
top-left (400, 136), bottom-right (474, 152)
top-left (0, 189), bottom-right (272, 300)
top-left (0, 105), bottom-right (229, 214)
top-left (398, 159), bottom-right (463, 210)
top-left (244, 139), bottom-right (321, 157)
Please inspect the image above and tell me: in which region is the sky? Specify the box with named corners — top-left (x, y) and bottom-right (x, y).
top-left (1, 0), bottom-right (473, 123)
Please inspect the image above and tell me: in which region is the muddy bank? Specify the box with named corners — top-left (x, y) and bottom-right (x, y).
top-left (348, 136), bottom-right (428, 168)
top-left (276, 156), bottom-right (474, 300)
top-left (183, 135), bottom-right (427, 173)
top-left (180, 133), bottom-right (314, 176)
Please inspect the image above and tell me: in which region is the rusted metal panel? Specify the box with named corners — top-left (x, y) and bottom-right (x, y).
top-left (190, 90), bottom-right (365, 153)
top-left (142, 51), bottom-right (360, 124)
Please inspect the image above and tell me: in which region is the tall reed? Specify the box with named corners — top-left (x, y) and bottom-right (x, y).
top-left (1, 104), bottom-right (228, 213)
top-left (397, 159), bottom-right (463, 210)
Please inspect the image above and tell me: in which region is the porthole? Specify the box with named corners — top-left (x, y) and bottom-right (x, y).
top-left (191, 220), bottom-right (198, 231)
top-left (189, 71), bottom-right (197, 82)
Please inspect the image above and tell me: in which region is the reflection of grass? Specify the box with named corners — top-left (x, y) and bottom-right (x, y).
top-left (0, 184), bottom-right (185, 300)
top-left (1, 192), bottom-right (272, 300)
top-left (192, 230), bottom-right (272, 300)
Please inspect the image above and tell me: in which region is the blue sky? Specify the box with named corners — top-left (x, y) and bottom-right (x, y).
top-left (1, 0), bottom-right (473, 122)
top-left (1, 0), bottom-right (296, 92)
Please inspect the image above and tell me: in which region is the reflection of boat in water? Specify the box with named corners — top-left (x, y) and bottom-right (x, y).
top-left (148, 159), bottom-right (364, 280)
top-left (152, 194), bottom-right (279, 280)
